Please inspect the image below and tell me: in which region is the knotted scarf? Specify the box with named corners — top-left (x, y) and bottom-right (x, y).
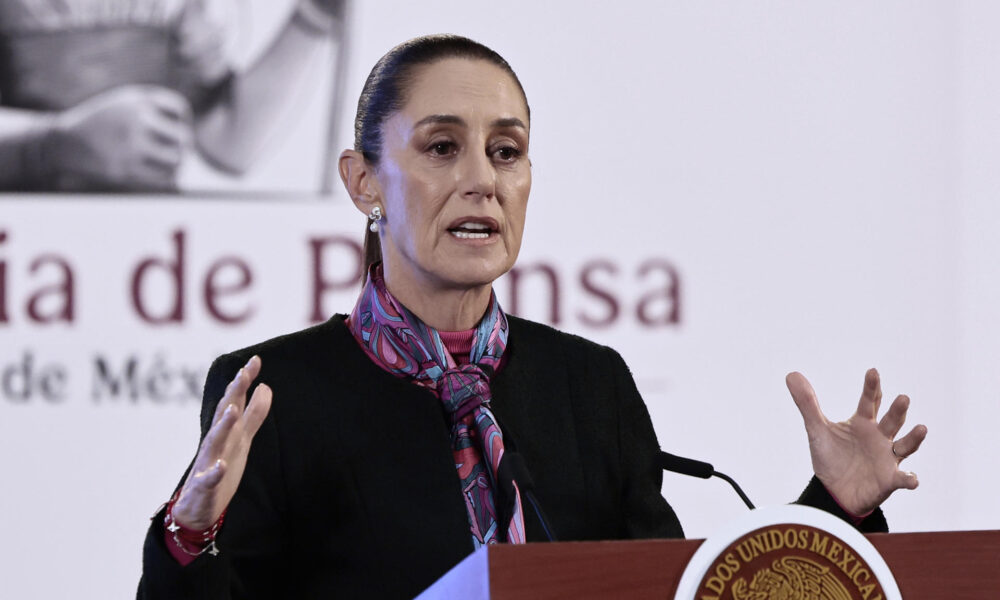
top-left (347, 265), bottom-right (525, 547)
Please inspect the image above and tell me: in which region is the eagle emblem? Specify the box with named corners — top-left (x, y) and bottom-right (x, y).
top-left (732, 556), bottom-right (852, 600)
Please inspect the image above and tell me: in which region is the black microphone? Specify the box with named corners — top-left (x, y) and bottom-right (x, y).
top-left (656, 450), bottom-right (756, 509)
top-left (498, 452), bottom-right (558, 542)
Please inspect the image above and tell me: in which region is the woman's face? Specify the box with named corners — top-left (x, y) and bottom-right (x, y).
top-left (373, 57), bottom-right (531, 297)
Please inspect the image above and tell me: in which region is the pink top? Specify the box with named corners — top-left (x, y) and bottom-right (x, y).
top-left (438, 329), bottom-right (476, 365)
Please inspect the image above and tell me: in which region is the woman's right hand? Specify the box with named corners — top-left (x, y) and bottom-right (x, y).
top-left (172, 356), bottom-right (273, 531)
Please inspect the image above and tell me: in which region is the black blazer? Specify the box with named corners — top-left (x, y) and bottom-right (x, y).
top-left (138, 315), bottom-right (883, 599)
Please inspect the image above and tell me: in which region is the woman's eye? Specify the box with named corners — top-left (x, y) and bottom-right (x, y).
top-left (493, 146), bottom-right (522, 162)
top-left (428, 141), bottom-right (455, 156)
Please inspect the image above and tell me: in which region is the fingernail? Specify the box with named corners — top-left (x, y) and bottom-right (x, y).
top-left (245, 356), bottom-right (255, 368)
top-left (224, 404), bottom-right (233, 416)
top-left (215, 458), bottom-right (222, 470)
top-left (233, 368), bottom-right (243, 381)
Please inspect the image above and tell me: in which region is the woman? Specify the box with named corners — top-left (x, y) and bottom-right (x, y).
top-left (138, 34), bottom-right (926, 598)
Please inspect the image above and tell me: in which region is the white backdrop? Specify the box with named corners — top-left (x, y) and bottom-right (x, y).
top-left (2, 2), bottom-right (999, 598)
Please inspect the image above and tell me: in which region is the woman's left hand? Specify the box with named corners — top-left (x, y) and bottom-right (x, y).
top-left (786, 368), bottom-right (928, 517)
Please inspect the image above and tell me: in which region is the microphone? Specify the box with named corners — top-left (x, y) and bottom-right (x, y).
top-left (656, 450), bottom-right (756, 509)
top-left (498, 452), bottom-right (558, 542)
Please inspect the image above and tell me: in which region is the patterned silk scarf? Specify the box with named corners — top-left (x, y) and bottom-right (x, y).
top-left (348, 265), bottom-right (525, 547)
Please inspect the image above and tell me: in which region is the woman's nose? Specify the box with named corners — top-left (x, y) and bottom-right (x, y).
top-left (458, 149), bottom-right (496, 199)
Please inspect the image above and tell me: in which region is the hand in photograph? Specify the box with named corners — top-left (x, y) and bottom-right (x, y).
top-left (46, 85), bottom-right (193, 192)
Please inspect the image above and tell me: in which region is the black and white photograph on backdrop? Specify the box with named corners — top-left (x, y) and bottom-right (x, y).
top-left (0, 0), bottom-right (347, 194)
top-left (1, 2), bottom-right (999, 598)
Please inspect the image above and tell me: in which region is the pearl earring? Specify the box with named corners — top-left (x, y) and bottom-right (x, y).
top-left (368, 206), bottom-right (383, 233)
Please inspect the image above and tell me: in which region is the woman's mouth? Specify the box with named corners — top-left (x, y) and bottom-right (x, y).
top-left (447, 218), bottom-right (499, 240)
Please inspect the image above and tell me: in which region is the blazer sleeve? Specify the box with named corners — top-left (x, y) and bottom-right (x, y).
top-left (137, 353), bottom-right (290, 599)
top-left (607, 347), bottom-right (685, 539)
top-left (795, 476), bottom-right (888, 533)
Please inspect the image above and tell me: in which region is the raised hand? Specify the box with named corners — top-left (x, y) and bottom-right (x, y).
top-left (172, 356), bottom-right (272, 531)
top-left (786, 368), bottom-right (927, 516)
top-left (48, 84), bottom-right (192, 191)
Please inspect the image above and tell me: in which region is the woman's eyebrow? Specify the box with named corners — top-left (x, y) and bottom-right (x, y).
top-left (412, 115), bottom-right (527, 130)
top-left (414, 114), bottom-right (464, 128)
top-left (493, 117), bottom-right (527, 130)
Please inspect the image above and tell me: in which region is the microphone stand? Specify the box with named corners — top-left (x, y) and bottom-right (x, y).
top-left (657, 451), bottom-right (756, 510)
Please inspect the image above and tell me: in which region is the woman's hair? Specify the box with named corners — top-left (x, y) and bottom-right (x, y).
top-left (354, 34), bottom-right (530, 278)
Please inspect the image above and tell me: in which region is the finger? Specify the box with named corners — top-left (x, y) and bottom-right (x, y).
top-left (140, 137), bottom-right (184, 171)
top-left (142, 110), bottom-right (192, 151)
top-left (119, 135), bottom-right (179, 191)
top-left (177, 456), bottom-right (223, 513)
top-left (135, 154), bottom-right (181, 189)
top-left (892, 424), bottom-right (928, 460)
top-left (229, 356), bottom-right (261, 414)
top-left (210, 357), bottom-right (261, 427)
top-left (242, 383), bottom-right (273, 439)
top-left (856, 368), bottom-right (882, 420)
top-left (211, 369), bottom-right (245, 426)
top-left (145, 86), bottom-right (193, 125)
top-left (136, 145), bottom-right (183, 181)
top-left (135, 153), bottom-right (178, 176)
top-left (786, 371), bottom-right (827, 433)
top-left (244, 355), bottom-right (263, 381)
top-left (192, 457), bottom-right (226, 490)
top-left (878, 394), bottom-right (910, 439)
top-left (212, 356), bottom-right (260, 423)
top-left (893, 468), bottom-right (919, 490)
top-left (200, 403), bottom-right (239, 467)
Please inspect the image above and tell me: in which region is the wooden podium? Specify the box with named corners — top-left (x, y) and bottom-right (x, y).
top-left (417, 530), bottom-right (1000, 599)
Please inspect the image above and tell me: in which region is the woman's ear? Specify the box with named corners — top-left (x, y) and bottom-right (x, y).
top-left (339, 149), bottom-right (381, 216)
